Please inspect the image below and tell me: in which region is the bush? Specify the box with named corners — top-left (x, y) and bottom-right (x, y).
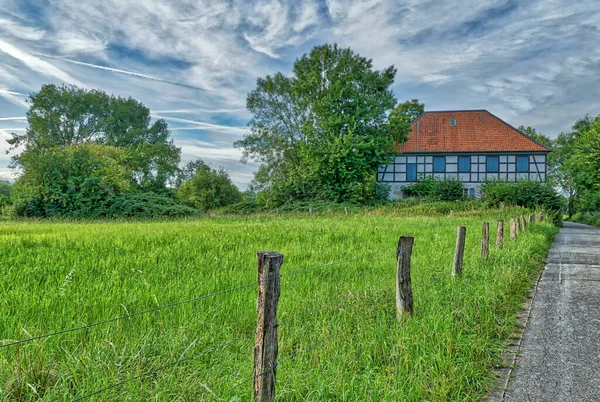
top-left (103, 193), bottom-right (201, 218)
top-left (402, 176), bottom-right (465, 201)
top-left (480, 180), bottom-right (561, 223)
top-left (12, 192), bottom-right (201, 219)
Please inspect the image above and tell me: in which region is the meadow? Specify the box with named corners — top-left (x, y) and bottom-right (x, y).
top-left (0, 209), bottom-right (557, 401)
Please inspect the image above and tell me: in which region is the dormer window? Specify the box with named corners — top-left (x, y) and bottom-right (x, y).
top-left (450, 119), bottom-right (457, 126)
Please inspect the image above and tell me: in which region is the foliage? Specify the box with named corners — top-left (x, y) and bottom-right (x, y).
top-left (480, 180), bottom-right (561, 222)
top-left (402, 176), bottom-right (465, 201)
top-left (387, 99), bottom-right (424, 144)
top-left (517, 126), bottom-right (553, 149)
top-left (8, 84), bottom-right (181, 191)
top-left (177, 160), bottom-right (242, 210)
top-left (0, 213), bottom-right (557, 400)
top-left (11, 144), bottom-right (131, 217)
top-left (102, 192), bottom-right (200, 219)
top-left (236, 43), bottom-right (412, 205)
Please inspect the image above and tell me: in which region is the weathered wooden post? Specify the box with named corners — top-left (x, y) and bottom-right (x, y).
top-left (254, 252), bottom-right (283, 402)
top-left (344, 207), bottom-right (348, 216)
top-left (496, 220), bottom-right (504, 249)
top-left (510, 218), bottom-right (517, 240)
top-left (529, 214), bottom-right (535, 223)
top-left (481, 222), bottom-right (490, 259)
top-left (396, 236), bottom-right (414, 319)
top-left (540, 210), bottom-right (545, 222)
top-left (309, 207), bottom-right (313, 216)
top-left (521, 215), bottom-right (527, 231)
top-left (453, 226), bottom-right (467, 277)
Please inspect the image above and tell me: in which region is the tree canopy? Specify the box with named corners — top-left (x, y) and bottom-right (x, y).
top-left (235, 43), bottom-right (414, 206)
top-left (177, 160), bottom-right (242, 210)
top-left (8, 84), bottom-right (181, 191)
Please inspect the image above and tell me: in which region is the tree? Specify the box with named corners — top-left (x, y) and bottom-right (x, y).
top-left (177, 160), bottom-right (242, 210)
top-left (7, 84), bottom-right (181, 191)
top-left (388, 99), bottom-right (424, 144)
top-left (517, 126), bottom-right (553, 149)
top-left (12, 144), bottom-right (131, 217)
top-left (236, 43), bottom-right (406, 205)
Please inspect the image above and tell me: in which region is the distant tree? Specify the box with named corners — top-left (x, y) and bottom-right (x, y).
top-left (0, 180), bottom-right (12, 201)
top-left (517, 126), bottom-right (553, 149)
top-left (7, 84), bottom-right (181, 191)
top-left (236, 43), bottom-right (407, 205)
top-left (177, 161), bottom-right (242, 210)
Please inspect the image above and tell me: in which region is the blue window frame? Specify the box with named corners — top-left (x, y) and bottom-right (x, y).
top-left (516, 156), bottom-right (529, 172)
top-left (468, 188), bottom-right (475, 197)
top-left (433, 156), bottom-right (445, 173)
top-left (458, 156), bottom-right (471, 172)
top-left (407, 163), bottom-right (417, 181)
top-left (486, 156), bottom-right (499, 172)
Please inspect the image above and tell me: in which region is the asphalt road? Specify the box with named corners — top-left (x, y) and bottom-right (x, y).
top-left (504, 221), bottom-right (600, 401)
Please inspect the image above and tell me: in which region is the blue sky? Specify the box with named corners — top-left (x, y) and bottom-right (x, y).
top-left (1, 0), bottom-right (599, 187)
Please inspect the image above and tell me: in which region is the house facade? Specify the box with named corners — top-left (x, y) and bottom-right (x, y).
top-left (377, 110), bottom-right (551, 199)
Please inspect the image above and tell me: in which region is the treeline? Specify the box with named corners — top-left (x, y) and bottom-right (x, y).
top-left (4, 85), bottom-right (241, 218)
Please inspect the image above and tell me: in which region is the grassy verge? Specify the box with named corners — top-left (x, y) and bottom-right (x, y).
top-left (0, 211), bottom-right (557, 401)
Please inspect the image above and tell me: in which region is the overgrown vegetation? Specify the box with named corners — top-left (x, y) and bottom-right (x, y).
top-left (5, 85), bottom-right (242, 218)
top-left (0, 212), bottom-right (556, 400)
top-left (480, 180), bottom-right (561, 223)
top-left (402, 176), bottom-right (465, 201)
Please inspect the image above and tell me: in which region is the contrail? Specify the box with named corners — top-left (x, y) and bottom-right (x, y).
top-left (0, 117), bottom-right (26, 121)
top-left (152, 114), bottom-right (247, 134)
top-left (34, 53), bottom-right (216, 93)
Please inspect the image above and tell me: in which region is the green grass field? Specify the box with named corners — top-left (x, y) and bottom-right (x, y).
top-left (0, 210), bottom-right (557, 401)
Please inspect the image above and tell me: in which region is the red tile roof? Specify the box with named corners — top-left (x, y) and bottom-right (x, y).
top-left (397, 110), bottom-right (550, 153)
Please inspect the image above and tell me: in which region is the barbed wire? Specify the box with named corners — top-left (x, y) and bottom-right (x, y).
top-left (1, 281), bottom-right (257, 349)
top-left (281, 251), bottom-right (391, 278)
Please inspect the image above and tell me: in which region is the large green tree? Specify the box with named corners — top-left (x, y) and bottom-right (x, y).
top-left (236, 43), bottom-right (410, 205)
top-left (8, 84), bottom-right (181, 190)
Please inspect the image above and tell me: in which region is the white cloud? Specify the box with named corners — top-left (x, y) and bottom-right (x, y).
top-left (0, 39), bottom-right (83, 86)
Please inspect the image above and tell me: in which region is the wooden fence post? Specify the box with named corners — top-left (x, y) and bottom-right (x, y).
top-left (254, 252), bottom-right (283, 402)
top-left (453, 226), bottom-right (466, 277)
top-left (481, 222), bottom-right (489, 259)
top-left (529, 214), bottom-right (535, 223)
top-left (344, 207), bottom-right (348, 216)
top-left (521, 215), bottom-right (527, 231)
top-left (510, 218), bottom-right (517, 240)
top-left (496, 220), bottom-right (504, 249)
top-left (309, 207), bottom-right (313, 216)
top-left (396, 236), bottom-right (414, 319)
top-left (540, 210), bottom-right (545, 222)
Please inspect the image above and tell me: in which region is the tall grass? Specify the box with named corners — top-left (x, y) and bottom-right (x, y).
top-left (0, 210), bottom-right (557, 401)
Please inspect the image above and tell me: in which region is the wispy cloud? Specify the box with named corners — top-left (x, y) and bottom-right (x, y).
top-left (0, 39), bottom-right (83, 86)
top-left (35, 53), bottom-right (217, 93)
top-left (152, 114), bottom-right (248, 135)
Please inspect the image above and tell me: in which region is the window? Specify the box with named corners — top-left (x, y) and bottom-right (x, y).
top-left (450, 119), bottom-right (457, 126)
top-left (486, 156), bottom-right (499, 172)
top-left (458, 156), bottom-right (471, 172)
top-left (433, 156), bottom-right (445, 173)
top-left (407, 163), bottom-right (417, 181)
top-left (516, 156), bottom-right (529, 172)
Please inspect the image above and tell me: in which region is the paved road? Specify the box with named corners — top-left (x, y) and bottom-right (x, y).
top-left (504, 221), bottom-right (600, 401)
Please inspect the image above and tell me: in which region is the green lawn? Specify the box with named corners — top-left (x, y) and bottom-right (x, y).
top-left (0, 211), bottom-right (557, 401)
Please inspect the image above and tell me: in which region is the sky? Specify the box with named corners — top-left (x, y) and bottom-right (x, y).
top-left (0, 0), bottom-right (599, 188)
